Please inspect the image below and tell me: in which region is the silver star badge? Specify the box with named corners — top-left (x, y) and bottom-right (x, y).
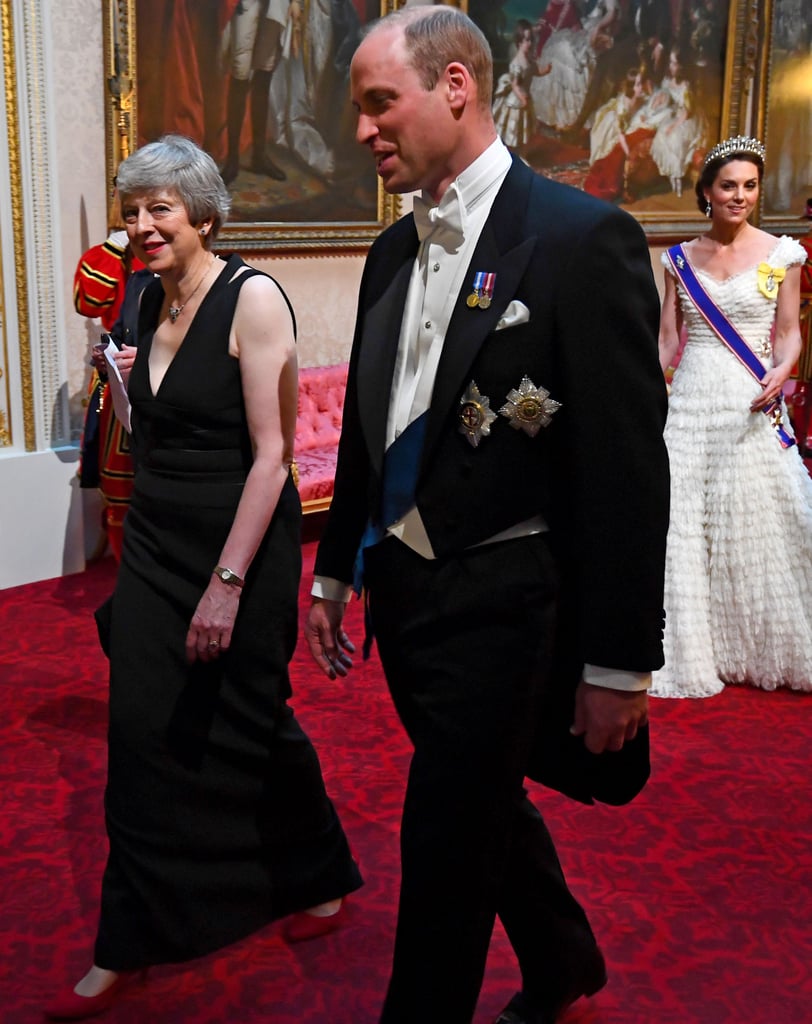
top-left (458, 381), bottom-right (497, 448)
top-left (499, 376), bottom-right (561, 437)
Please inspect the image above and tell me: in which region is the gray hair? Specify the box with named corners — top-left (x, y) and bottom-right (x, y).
top-left (116, 134), bottom-right (231, 237)
top-left (367, 7), bottom-right (493, 110)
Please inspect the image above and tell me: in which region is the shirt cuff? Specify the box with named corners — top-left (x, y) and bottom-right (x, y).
top-left (312, 575), bottom-right (353, 603)
top-left (583, 664), bottom-right (651, 691)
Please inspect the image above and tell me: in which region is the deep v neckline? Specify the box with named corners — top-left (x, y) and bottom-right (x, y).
top-left (147, 257), bottom-right (229, 398)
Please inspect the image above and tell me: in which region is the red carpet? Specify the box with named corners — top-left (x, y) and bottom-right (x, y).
top-left (1, 543), bottom-right (811, 1023)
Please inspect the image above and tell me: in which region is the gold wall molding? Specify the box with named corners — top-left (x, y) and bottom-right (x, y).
top-left (19, 0), bottom-right (70, 448)
top-left (1, 0), bottom-right (30, 449)
top-left (1, 0), bottom-right (72, 451)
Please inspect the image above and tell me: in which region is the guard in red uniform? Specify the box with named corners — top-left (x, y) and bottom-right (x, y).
top-left (75, 230), bottom-right (145, 560)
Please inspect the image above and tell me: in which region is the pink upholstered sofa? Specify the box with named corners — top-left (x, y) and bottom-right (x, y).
top-left (293, 363), bottom-right (348, 513)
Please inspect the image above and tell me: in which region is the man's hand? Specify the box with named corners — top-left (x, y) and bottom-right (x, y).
top-left (305, 597), bottom-right (356, 679)
top-left (570, 682), bottom-right (649, 754)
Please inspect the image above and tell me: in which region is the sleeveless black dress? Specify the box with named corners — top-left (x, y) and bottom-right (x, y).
top-left (94, 255), bottom-right (362, 970)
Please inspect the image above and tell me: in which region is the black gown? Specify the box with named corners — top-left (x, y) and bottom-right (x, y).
top-left (94, 255), bottom-right (362, 970)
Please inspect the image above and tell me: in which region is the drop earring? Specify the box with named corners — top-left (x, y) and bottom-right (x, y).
top-left (704, 200), bottom-right (712, 218)
top-left (200, 228), bottom-right (207, 236)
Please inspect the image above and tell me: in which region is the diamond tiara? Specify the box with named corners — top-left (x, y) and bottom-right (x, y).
top-left (702, 135), bottom-right (766, 169)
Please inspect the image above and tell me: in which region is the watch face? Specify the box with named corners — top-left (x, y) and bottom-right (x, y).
top-left (215, 566), bottom-right (242, 586)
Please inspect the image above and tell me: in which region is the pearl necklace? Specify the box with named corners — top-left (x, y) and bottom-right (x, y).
top-left (168, 255), bottom-right (216, 324)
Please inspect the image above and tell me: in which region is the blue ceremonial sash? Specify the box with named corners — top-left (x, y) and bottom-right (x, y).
top-left (666, 244), bottom-right (796, 449)
top-left (352, 411), bottom-right (429, 658)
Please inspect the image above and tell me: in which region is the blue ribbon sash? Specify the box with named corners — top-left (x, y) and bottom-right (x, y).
top-left (352, 411), bottom-right (429, 597)
top-left (667, 244), bottom-right (796, 449)
top-left (352, 411), bottom-right (429, 658)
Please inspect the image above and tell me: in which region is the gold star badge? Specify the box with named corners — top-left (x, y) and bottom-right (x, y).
top-left (499, 376), bottom-right (561, 437)
top-left (458, 381), bottom-right (497, 448)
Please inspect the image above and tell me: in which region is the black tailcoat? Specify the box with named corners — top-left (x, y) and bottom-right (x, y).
top-left (317, 155), bottom-right (669, 766)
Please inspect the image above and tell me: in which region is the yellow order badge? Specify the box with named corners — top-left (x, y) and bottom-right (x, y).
top-left (757, 262), bottom-right (785, 300)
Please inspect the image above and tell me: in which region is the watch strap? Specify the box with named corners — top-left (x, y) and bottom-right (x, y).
top-left (213, 565), bottom-right (245, 588)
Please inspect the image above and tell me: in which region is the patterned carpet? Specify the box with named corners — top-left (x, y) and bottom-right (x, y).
top-left (1, 542), bottom-right (811, 1023)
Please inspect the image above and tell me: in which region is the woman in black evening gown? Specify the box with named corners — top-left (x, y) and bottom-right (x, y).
top-left (46, 135), bottom-right (362, 1020)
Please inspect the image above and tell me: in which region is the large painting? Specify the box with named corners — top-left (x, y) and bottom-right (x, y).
top-left (104, 1), bottom-right (392, 252)
top-left (105, 1), bottom-right (753, 249)
top-left (757, 0), bottom-right (812, 232)
top-left (469, 0), bottom-right (753, 238)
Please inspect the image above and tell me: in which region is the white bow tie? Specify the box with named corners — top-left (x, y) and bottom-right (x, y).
top-left (412, 186), bottom-right (465, 245)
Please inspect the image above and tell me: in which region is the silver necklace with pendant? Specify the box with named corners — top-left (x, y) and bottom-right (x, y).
top-left (168, 255), bottom-right (216, 324)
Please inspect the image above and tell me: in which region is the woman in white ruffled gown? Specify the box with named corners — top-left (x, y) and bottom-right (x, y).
top-left (653, 137), bottom-right (812, 698)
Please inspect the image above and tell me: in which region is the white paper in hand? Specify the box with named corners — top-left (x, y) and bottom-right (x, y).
top-left (103, 338), bottom-right (132, 433)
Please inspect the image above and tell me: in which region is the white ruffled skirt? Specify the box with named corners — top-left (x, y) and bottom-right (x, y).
top-left (651, 338), bottom-right (812, 697)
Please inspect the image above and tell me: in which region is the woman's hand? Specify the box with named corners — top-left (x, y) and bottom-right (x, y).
top-left (751, 362), bottom-right (793, 412)
top-left (186, 578), bottom-right (241, 663)
top-left (114, 344), bottom-right (138, 386)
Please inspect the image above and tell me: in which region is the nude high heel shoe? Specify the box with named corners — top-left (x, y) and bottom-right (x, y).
top-left (44, 969), bottom-right (148, 1021)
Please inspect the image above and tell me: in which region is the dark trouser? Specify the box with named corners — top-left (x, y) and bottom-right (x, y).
top-left (223, 19), bottom-right (283, 179)
top-left (365, 534), bottom-right (599, 1024)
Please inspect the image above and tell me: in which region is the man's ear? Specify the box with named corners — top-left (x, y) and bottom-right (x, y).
top-left (445, 61), bottom-right (473, 111)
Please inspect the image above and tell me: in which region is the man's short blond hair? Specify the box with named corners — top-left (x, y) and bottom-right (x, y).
top-left (366, 6), bottom-right (493, 110)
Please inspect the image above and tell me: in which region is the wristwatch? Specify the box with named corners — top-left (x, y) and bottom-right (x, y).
top-left (213, 565), bottom-right (245, 589)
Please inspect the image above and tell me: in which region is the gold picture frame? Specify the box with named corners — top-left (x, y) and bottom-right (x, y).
top-left (754, 0), bottom-right (812, 234)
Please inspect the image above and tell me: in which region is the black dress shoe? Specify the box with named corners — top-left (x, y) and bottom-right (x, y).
top-left (494, 949), bottom-right (608, 1024)
top-left (494, 992), bottom-right (543, 1024)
